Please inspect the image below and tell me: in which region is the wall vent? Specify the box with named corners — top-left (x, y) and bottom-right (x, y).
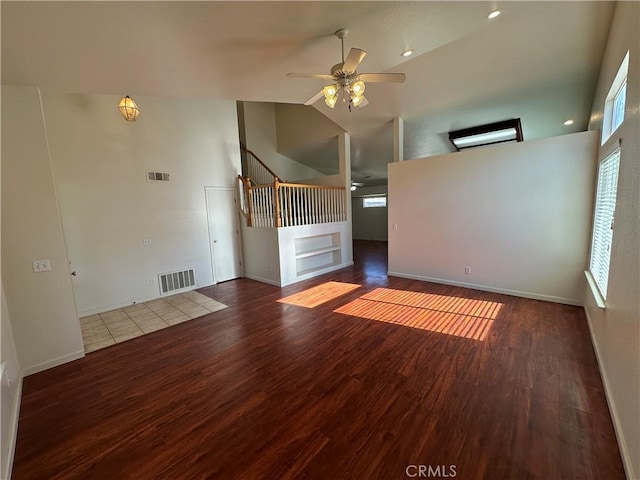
top-left (158, 268), bottom-right (196, 295)
top-left (147, 171), bottom-right (170, 182)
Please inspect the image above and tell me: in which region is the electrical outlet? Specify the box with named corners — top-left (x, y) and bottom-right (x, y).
top-left (464, 266), bottom-right (471, 274)
top-left (32, 259), bottom-right (51, 272)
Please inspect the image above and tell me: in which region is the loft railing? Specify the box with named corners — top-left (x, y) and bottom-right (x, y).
top-left (279, 183), bottom-right (346, 227)
top-left (237, 177), bottom-right (347, 228)
top-left (237, 147), bottom-right (347, 228)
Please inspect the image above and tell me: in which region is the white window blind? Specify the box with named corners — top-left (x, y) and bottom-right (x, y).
top-left (589, 148), bottom-right (620, 299)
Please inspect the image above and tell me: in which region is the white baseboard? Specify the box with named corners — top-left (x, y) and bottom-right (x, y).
top-left (284, 262), bottom-right (354, 287)
top-left (22, 349), bottom-right (85, 376)
top-left (387, 271), bottom-right (582, 306)
top-left (244, 274), bottom-right (281, 287)
top-left (3, 374), bottom-right (23, 480)
top-left (583, 307), bottom-right (635, 480)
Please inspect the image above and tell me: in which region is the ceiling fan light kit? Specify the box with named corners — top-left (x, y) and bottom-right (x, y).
top-left (323, 78), bottom-right (366, 109)
top-left (287, 28), bottom-right (405, 111)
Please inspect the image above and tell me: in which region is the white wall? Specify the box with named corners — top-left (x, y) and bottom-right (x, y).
top-left (274, 103), bottom-right (343, 152)
top-left (352, 186), bottom-right (388, 241)
top-left (240, 224), bottom-right (281, 286)
top-left (41, 91), bottom-right (241, 316)
top-left (241, 102), bottom-right (324, 182)
top-left (584, 2), bottom-right (640, 478)
top-left (1, 282), bottom-right (22, 480)
top-left (1, 85), bottom-right (85, 374)
top-left (388, 131), bottom-right (598, 305)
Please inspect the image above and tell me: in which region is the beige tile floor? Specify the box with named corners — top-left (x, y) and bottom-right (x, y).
top-left (80, 291), bottom-right (227, 353)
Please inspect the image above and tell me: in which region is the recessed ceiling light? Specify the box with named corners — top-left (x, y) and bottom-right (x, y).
top-left (488, 10), bottom-right (501, 19)
top-left (401, 49), bottom-right (413, 57)
top-left (564, 120), bottom-right (574, 126)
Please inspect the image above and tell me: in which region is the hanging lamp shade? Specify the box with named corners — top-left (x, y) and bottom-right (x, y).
top-left (325, 94), bottom-right (338, 108)
top-left (323, 84), bottom-right (339, 100)
top-left (118, 95), bottom-right (140, 122)
top-left (351, 80), bottom-right (365, 96)
top-left (350, 93), bottom-right (364, 107)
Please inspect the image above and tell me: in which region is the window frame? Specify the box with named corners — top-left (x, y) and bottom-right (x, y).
top-left (588, 147), bottom-right (621, 304)
top-left (362, 196), bottom-right (387, 208)
top-left (601, 51), bottom-right (629, 145)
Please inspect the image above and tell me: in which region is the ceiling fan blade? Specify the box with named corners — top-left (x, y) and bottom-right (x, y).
top-left (343, 48), bottom-right (367, 72)
top-left (359, 73), bottom-right (406, 83)
top-left (357, 96), bottom-right (369, 108)
top-left (287, 73), bottom-right (335, 80)
top-left (304, 89), bottom-right (325, 106)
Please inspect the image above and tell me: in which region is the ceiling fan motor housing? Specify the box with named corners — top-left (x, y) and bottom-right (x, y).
top-left (330, 64), bottom-right (358, 85)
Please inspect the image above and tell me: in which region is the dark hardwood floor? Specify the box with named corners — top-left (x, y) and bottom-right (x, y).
top-left (12, 240), bottom-right (625, 479)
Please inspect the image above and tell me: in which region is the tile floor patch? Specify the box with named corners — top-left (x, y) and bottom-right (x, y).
top-left (80, 291), bottom-right (227, 353)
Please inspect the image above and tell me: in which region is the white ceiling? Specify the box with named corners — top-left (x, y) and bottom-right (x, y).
top-left (1, 1), bottom-right (615, 185)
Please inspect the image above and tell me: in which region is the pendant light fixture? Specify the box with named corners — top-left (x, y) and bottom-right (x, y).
top-left (118, 95), bottom-right (140, 122)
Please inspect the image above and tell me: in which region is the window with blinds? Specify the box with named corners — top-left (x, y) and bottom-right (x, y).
top-left (589, 148), bottom-right (620, 299)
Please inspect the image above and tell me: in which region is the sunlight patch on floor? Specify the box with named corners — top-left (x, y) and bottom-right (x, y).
top-left (334, 288), bottom-right (502, 341)
top-left (279, 281), bottom-right (361, 308)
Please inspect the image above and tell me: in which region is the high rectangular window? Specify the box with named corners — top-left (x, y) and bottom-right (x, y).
top-left (589, 148), bottom-right (620, 299)
top-left (611, 81), bottom-right (627, 133)
top-left (601, 51), bottom-right (629, 145)
top-left (362, 196), bottom-right (387, 208)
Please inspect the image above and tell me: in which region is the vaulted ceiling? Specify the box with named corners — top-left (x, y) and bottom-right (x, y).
top-left (1, 1), bottom-right (615, 185)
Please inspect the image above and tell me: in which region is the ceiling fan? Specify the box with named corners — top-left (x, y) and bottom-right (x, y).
top-left (287, 28), bottom-right (406, 110)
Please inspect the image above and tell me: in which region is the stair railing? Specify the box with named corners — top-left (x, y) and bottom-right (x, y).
top-left (242, 146), bottom-right (282, 186)
top-left (238, 148), bottom-right (346, 228)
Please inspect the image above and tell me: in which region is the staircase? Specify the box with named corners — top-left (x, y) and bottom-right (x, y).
top-left (238, 147), bottom-right (347, 228)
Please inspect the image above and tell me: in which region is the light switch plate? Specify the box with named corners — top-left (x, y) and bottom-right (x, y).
top-left (33, 259), bottom-right (51, 272)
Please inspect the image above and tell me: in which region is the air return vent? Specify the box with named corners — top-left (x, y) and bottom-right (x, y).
top-left (147, 171), bottom-right (170, 182)
top-left (158, 268), bottom-right (196, 295)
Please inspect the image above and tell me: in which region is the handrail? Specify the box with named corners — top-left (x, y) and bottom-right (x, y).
top-left (237, 147), bottom-right (346, 229)
top-left (278, 182), bottom-right (344, 190)
top-left (241, 145), bottom-right (283, 184)
top-left (240, 179), bottom-right (347, 228)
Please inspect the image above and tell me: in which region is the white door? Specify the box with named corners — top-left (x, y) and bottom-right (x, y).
top-left (205, 187), bottom-right (242, 283)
